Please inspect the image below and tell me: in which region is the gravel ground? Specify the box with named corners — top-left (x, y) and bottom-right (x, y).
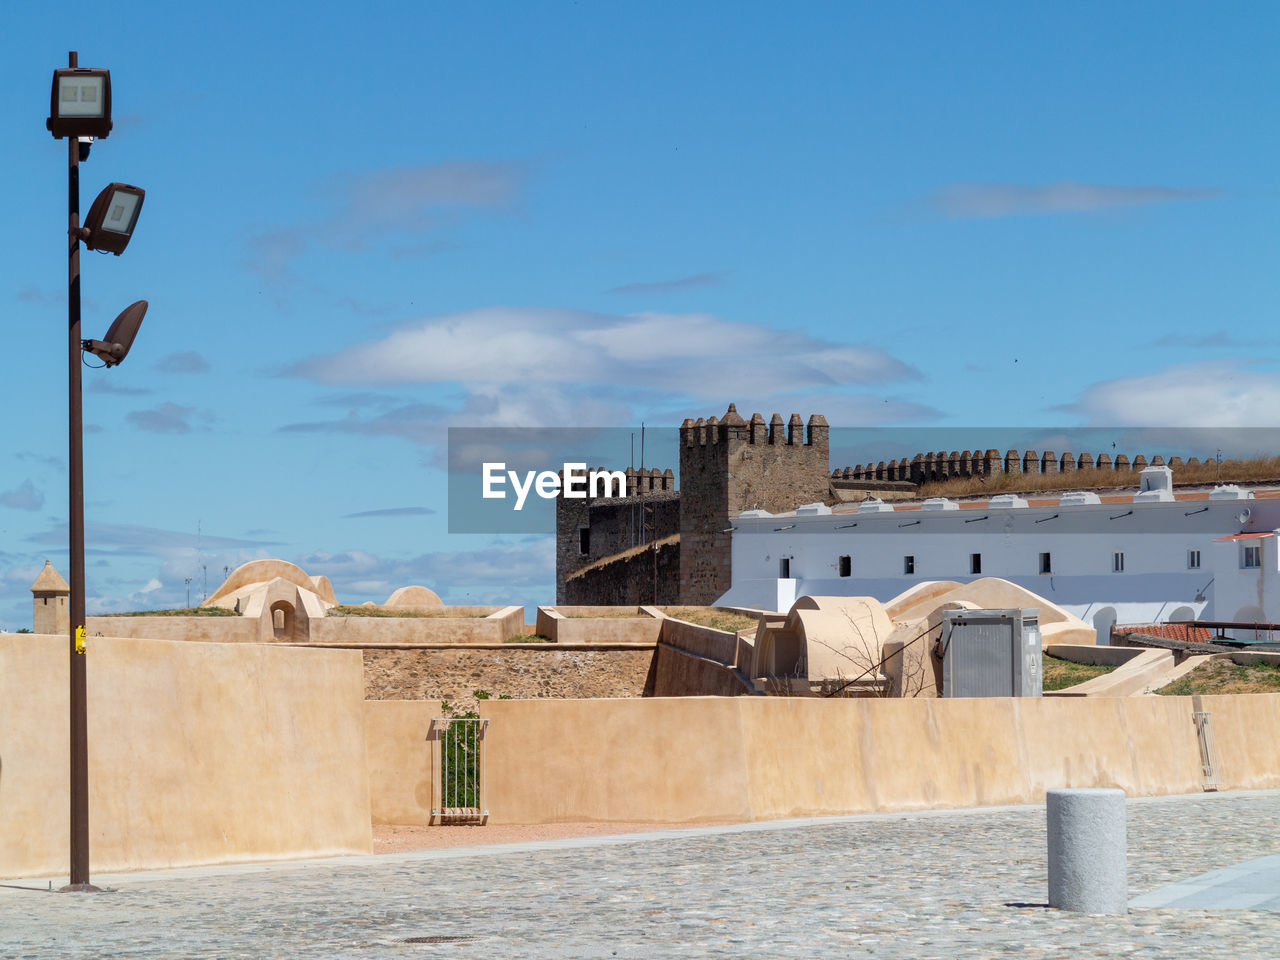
top-left (372, 820), bottom-right (737, 853)
top-left (3, 790), bottom-right (1280, 959)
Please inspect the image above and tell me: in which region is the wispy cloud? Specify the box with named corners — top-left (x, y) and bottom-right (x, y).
top-left (320, 162), bottom-right (523, 248)
top-left (606, 272), bottom-right (726, 296)
top-left (930, 181), bottom-right (1219, 219)
top-left (0, 479), bottom-right (44, 511)
top-left (297, 539), bottom-right (554, 603)
top-left (16, 452), bottom-right (65, 471)
top-left (342, 506), bottom-right (437, 519)
top-left (1151, 332), bottom-right (1269, 349)
top-left (155, 351), bottom-right (210, 374)
top-left (16, 285), bottom-right (57, 305)
top-left (24, 520), bottom-right (281, 554)
top-left (127, 402), bottom-right (199, 434)
top-left (245, 161), bottom-right (525, 283)
top-left (1060, 359), bottom-right (1280, 427)
top-left (89, 378), bottom-right (152, 396)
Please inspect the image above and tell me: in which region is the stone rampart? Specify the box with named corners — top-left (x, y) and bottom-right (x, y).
top-left (837, 450), bottom-right (1187, 484)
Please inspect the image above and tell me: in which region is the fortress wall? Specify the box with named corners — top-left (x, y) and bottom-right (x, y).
top-left (840, 450), bottom-right (1180, 482)
top-left (0, 634), bottom-right (370, 879)
top-left (457, 694), bottom-right (1257, 825)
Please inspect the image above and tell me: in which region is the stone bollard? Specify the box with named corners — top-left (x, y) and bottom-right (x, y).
top-left (1047, 788), bottom-right (1127, 914)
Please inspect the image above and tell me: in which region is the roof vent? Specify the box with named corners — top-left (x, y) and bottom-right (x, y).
top-left (1059, 491), bottom-right (1101, 506)
top-left (922, 497), bottom-right (959, 511)
top-left (795, 502), bottom-right (832, 516)
top-left (1208, 485), bottom-right (1254, 501)
top-left (857, 497), bottom-right (896, 514)
top-left (989, 494), bottom-right (1029, 509)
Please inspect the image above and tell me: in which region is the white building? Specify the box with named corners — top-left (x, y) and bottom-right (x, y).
top-left (718, 466), bottom-right (1280, 643)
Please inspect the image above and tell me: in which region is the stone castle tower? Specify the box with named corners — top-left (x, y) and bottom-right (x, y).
top-left (678, 404), bottom-right (830, 604)
top-left (30, 560), bottom-right (70, 635)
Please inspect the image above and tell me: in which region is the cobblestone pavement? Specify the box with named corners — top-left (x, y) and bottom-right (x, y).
top-left (4, 790), bottom-right (1280, 959)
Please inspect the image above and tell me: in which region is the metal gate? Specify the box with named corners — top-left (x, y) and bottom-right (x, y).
top-left (1191, 697), bottom-right (1222, 792)
top-left (431, 717), bottom-right (489, 823)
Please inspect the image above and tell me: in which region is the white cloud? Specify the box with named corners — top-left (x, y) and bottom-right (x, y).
top-left (289, 307), bottom-right (920, 400)
top-left (1063, 360), bottom-right (1280, 427)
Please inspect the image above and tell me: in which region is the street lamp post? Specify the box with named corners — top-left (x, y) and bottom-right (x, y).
top-left (48, 50), bottom-right (147, 893)
top-left (62, 50), bottom-right (93, 893)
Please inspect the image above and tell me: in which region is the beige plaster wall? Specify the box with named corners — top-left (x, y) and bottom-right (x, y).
top-left (365, 700), bottom-right (442, 824)
top-left (0, 633), bottom-right (371, 879)
top-left (452, 694), bottom-right (1258, 825)
top-left (309, 606), bottom-right (524, 645)
top-left (480, 697), bottom-right (754, 823)
top-left (535, 607), bottom-right (663, 644)
top-left (651, 645), bottom-right (752, 697)
top-left (658, 616), bottom-right (739, 664)
top-left (85, 616), bottom-right (260, 644)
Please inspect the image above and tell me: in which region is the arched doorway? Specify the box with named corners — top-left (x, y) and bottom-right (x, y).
top-left (270, 600), bottom-right (296, 641)
top-left (1092, 607), bottom-right (1117, 646)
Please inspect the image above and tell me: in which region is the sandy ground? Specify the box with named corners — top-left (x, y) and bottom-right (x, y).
top-left (372, 821), bottom-right (738, 853)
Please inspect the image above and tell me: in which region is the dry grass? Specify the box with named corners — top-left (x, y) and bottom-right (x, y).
top-left (112, 607), bottom-right (241, 617)
top-left (915, 457), bottom-right (1280, 500)
top-left (1156, 658), bottom-right (1280, 696)
top-left (505, 634), bottom-right (553, 643)
top-left (561, 609), bottom-right (648, 618)
top-left (1042, 655), bottom-right (1118, 691)
top-left (659, 607), bottom-right (759, 633)
top-left (327, 605), bottom-right (487, 619)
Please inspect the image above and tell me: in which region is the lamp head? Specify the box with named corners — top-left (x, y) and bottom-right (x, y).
top-left (81, 183), bottom-right (145, 255)
top-left (83, 300), bottom-right (147, 367)
top-left (47, 68), bottom-right (112, 140)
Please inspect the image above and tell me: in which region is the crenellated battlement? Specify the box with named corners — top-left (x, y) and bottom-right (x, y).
top-left (680, 404), bottom-right (829, 451)
top-left (833, 449), bottom-right (1191, 484)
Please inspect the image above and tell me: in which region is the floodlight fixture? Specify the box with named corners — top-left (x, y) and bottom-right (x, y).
top-left (80, 183), bottom-right (144, 255)
top-left (83, 300), bottom-right (147, 367)
top-left (47, 68), bottom-right (112, 140)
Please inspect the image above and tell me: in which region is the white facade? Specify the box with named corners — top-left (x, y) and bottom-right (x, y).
top-left (718, 468), bottom-right (1280, 643)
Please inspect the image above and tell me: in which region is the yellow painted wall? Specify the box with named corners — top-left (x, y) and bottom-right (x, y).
top-left (309, 607), bottom-right (524, 645)
top-left (365, 700), bottom-right (441, 824)
top-left (441, 694), bottom-right (1267, 825)
top-left (86, 616), bottom-right (261, 643)
top-left (0, 633), bottom-right (371, 879)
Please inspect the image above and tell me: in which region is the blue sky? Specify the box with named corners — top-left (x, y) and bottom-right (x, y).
top-left (2, 2), bottom-right (1278, 627)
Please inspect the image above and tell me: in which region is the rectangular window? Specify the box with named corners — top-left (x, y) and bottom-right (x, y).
top-left (1113, 551), bottom-right (1125, 573)
top-left (1039, 552), bottom-right (1052, 574)
top-left (1188, 549), bottom-right (1201, 570)
top-left (578, 527), bottom-right (590, 555)
top-left (780, 557), bottom-right (791, 578)
top-left (838, 555), bottom-right (851, 577)
top-left (904, 555), bottom-right (915, 575)
top-left (970, 553), bottom-right (981, 575)
top-left (1242, 545), bottom-right (1262, 569)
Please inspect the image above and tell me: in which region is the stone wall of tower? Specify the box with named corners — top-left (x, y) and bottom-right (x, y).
top-left (555, 468), bottom-right (678, 603)
top-left (33, 593), bottom-right (68, 635)
top-left (678, 405), bottom-right (831, 604)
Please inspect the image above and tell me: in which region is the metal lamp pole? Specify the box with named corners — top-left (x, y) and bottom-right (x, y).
top-left (63, 49), bottom-right (95, 893)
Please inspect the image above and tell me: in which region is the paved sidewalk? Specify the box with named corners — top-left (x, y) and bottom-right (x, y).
top-left (1131, 853), bottom-right (1280, 911)
top-left (4, 790), bottom-right (1280, 959)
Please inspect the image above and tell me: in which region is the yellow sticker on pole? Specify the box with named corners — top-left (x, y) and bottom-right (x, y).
top-left (75, 625), bottom-right (86, 655)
